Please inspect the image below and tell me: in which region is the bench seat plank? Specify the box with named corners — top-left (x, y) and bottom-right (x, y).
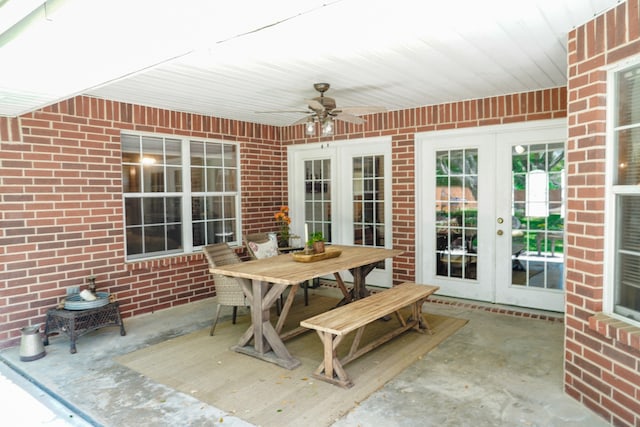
top-left (301, 282), bottom-right (438, 334)
top-left (300, 282), bottom-right (439, 387)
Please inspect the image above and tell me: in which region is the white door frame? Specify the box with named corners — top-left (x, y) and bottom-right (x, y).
top-left (416, 131), bottom-right (495, 301)
top-left (287, 136), bottom-right (393, 287)
top-left (416, 119), bottom-right (566, 311)
top-left (494, 121), bottom-right (566, 312)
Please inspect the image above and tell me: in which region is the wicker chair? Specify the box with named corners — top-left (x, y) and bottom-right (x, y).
top-left (244, 233), bottom-right (309, 306)
top-left (203, 243), bottom-right (249, 336)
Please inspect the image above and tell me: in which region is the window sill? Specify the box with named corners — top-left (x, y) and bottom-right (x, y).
top-left (124, 246), bottom-right (245, 270)
top-left (125, 253), bottom-right (203, 271)
top-left (588, 312), bottom-right (640, 352)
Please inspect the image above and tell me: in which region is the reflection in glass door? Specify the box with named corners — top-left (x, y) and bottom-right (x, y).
top-left (353, 155), bottom-right (385, 247)
top-left (304, 159), bottom-right (332, 241)
top-left (510, 142), bottom-right (564, 291)
top-left (435, 149), bottom-right (478, 280)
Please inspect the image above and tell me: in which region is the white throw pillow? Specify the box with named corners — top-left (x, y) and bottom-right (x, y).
top-left (248, 240), bottom-right (279, 259)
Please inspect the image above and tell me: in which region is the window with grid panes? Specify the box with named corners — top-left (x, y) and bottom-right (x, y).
top-left (608, 61), bottom-right (640, 323)
top-left (121, 133), bottom-right (240, 260)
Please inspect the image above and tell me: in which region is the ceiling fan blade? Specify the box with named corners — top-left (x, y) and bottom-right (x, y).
top-left (305, 99), bottom-right (325, 111)
top-left (337, 106), bottom-right (387, 115)
top-left (292, 115), bottom-right (313, 125)
top-left (256, 110), bottom-right (310, 114)
top-left (334, 112), bottom-right (366, 125)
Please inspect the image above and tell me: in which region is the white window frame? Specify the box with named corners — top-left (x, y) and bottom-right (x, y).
top-left (604, 56), bottom-right (640, 327)
top-left (121, 131), bottom-right (241, 261)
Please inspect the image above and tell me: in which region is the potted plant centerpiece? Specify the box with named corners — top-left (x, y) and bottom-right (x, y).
top-left (273, 206), bottom-right (291, 248)
top-left (307, 231), bottom-right (325, 254)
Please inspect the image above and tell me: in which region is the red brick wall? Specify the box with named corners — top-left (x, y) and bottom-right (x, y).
top-left (0, 87), bottom-right (566, 349)
top-left (0, 96), bottom-right (282, 348)
top-left (565, 1), bottom-right (640, 425)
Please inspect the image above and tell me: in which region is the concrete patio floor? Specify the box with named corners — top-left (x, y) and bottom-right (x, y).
top-left (0, 285), bottom-right (609, 427)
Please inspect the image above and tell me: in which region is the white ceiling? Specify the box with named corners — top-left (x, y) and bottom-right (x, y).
top-left (0, 0), bottom-right (620, 126)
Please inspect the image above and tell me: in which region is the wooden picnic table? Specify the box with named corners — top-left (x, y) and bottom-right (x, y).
top-left (208, 245), bottom-right (403, 369)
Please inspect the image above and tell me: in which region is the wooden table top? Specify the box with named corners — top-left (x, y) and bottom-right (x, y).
top-left (208, 245), bottom-right (403, 285)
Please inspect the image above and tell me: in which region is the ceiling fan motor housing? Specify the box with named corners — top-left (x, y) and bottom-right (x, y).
top-left (313, 96), bottom-right (336, 111)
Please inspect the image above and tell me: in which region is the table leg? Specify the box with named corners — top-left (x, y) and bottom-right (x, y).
top-left (333, 273), bottom-right (352, 303)
top-left (232, 279), bottom-right (300, 370)
top-left (350, 263), bottom-right (377, 300)
top-left (252, 280), bottom-right (268, 354)
top-left (275, 283), bottom-right (299, 335)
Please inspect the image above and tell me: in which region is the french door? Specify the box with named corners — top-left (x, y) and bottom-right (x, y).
top-left (416, 120), bottom-right (566, 312)
top-left (288, 137), bottom-right (393, 287)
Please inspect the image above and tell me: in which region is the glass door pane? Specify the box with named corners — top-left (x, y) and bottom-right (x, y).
top-left (352, 155), bottom-right (385, 247)
top-left (435, 148), bottom-right (478, 280)
top-left (304, 159), bottom-right (332, 241)
top-left (511, 142), bottom-right (564, 290)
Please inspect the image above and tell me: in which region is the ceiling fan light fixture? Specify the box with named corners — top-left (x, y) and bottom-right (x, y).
top-left (321, 117), bottom-right (334, 136)
top-left (305, 119), bottom-right (315, 136)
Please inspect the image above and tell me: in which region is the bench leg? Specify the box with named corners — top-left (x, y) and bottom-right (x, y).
top-left (414, 300), bottom-right (433, 334)
top-left (312, 331), bottom-right (352, 388)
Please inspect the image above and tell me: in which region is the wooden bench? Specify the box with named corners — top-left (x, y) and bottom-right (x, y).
top-left (300, 282), bottom-right (439, 388)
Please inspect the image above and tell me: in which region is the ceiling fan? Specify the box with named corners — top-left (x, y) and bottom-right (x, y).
top-left (259, 83), bottom-right (386, 136)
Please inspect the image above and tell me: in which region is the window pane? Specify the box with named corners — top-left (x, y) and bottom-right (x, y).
top-left (616, 195), bottom-right (640, 316)
top-left (223, 169), bottom-right (237, 192)
top-left (144, 165), bottom-right (164, 193)
top-left (612, 63), bottom-right (640, 321)
top-left (165, 139), bottom-right (181, 165)
top-left (223, 195), bottom-right (236, 218)
top-left (166, 166), bottom-right (182, 192)
top-left (206, 168), bottom-right (221, 192)
top-left (192, 222), bottom-right (205, 247)
top-left (352, 155), bottom-right (384, 247)
top-left (122, 135), bottom-right (140, 163)
top-left (145, 225), bottom-right (165, 253)
top-left (450, 150), bottom-right (464, 175)
top-left (190, 141), bottom-right (204, 166)
top-left (167, 224), bottom-right (182, 250)
top-left (224, 144), bottom-right (237, 168)
top-left (617, 65), bottom-right (640, 127)
top-left (206, 143), bottom-right (223, 167)
top-left (166, 197), bottom-right (181, 223)
top-left (122, 134), bottom-right (240, 258)
top-left (192, 197), bottom-right (204, 221)
top-left (435, 148), bottom-right (478, 280)
top-left (144, 198), bottom-right (165, 224)
top-left (126, 227), bottom-right (143, 255)
top-left (141, 136), bottom-right (163, 164)
top-left (191, 168), bottom-right (204, 192)
top-left (207, 196), bottom-right (222, 219)
top-left (125, 198), bottom-right (142, 226)
top-left (122, 165), bottom-right (141, 192)
top-left (616, 127), bottom-right (640, 185)
top-left (305, 159), bottom-right (332, 242)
